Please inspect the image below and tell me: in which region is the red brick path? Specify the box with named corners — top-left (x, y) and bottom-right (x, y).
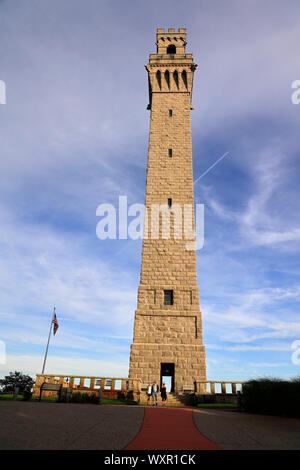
top-left (125, 407), bottom-right (220, 450)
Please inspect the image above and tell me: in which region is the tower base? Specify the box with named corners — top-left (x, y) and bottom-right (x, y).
top-left (129, 343), bottom-right (206, 393)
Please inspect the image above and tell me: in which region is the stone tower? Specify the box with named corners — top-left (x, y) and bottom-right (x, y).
top-left (129, 28), bottom-right (206, 392)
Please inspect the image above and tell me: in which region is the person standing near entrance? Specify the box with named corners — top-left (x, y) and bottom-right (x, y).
top-left (151, 381), bottom-right (159, 406)
top-left (161, 382), bottom-right (167, 405)
top-left (147, 384), bottom-right (152, 404)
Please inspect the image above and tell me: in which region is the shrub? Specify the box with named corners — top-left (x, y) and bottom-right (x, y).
top-left (0, 371), bottom-right (34, 394)
top-left (63, 392), bottom-right (99, 404)
top-left (125, 390), bottom-right (134, 401)
top-left (22, 390), bottom-right (33, 401)
top-left (241, 377), bottom-right (300, 418)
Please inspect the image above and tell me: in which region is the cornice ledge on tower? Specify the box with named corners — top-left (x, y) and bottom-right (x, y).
top-left (147, 63), bottom-right (195, 68)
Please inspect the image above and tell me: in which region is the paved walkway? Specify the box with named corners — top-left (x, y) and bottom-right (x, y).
top-left (1, 401), bottom-right (300, 450)
top-left (125, 407), bottom-right (220, 450)
top-left (193, 408), bottom-right (300, 450)
top-left (0, 401), bottom-right (144, 450)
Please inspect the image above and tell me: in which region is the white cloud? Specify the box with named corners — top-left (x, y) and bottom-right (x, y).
top-left (0, 212), bottom-right (137, 328)
top-left (227, 345), bottom-right (292, 352)
top-left (202, 285), bottom-right (300, 346)
top-left (202, 146), bottom-right (300, 249)
top-left (0, 354), bottom-right (129, 379)
top-left (1, 0), bottom-right (300, 383)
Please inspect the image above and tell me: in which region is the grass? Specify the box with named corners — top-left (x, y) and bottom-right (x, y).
top-left (0, 394), bottom-right (236, 408)
top-left (0, 393), bottom-right (137, 405)
top-left (102, 398), bottom-right (137, 406)
top-left (34, 396), bottom-right (137, 405)
top-left (0, 393), bottom-right (23, 400)
top-left (0, 393), bottom-right (57, 402)
top-left (197, 403), bottom-right (238, 409)
top-left (32, 395), bottom-right (137, 404)
top-left (31, 395), bottom-right (58, 402)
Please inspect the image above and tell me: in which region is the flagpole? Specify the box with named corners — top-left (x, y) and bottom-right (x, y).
top-left (41, 307), bottom-right (55, 374)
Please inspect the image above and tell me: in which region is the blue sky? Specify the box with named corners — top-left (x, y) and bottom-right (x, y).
top-left (0, 0), bottom-right (300, 382)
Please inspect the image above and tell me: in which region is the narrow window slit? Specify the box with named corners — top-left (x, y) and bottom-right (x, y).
top-left (164, 290), bottom-right (174, 305)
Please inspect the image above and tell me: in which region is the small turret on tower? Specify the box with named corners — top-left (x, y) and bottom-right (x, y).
top-left (156, 28), bottom-right (187, 55)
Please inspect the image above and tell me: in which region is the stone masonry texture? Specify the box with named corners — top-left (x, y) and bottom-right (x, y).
top-left (129, 28), bottom-right (207, 391)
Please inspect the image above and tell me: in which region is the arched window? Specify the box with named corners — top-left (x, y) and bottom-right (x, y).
top-left (156, 70), bottom-right (161, 90)
top-left (182, 70), bottom-right (188, 89)
top-left (167, 44), bottom-right (176, 54)
top-left (173, 70), bottom-right (179, 89)
top-left (164, 70), bottom-right (170, 90)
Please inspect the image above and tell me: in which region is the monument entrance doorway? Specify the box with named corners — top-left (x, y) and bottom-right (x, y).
top-left (161, 363), bottom-right (175, 393)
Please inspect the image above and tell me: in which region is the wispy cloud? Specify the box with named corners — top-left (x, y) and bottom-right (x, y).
top-left (1, 0), bottom-right (300, 381)
top-left (0, 354), bottom-right (129, 378)
top-left (202, 147), bottom-right (300, 249)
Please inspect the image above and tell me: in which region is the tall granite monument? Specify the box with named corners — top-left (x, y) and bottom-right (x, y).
top-left (129, 28), bottom-right (206, 392)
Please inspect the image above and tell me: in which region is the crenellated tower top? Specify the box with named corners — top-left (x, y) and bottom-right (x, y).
top-left (146, 28), bottom-right (197, 110)
top-left (156, 28), bottom-right (187, 55)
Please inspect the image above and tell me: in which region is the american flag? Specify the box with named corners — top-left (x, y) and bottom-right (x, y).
top-left (52, 313), bottom-right (59, 335)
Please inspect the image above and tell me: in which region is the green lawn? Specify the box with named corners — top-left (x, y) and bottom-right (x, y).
top-left (31, 395), bottom-right (58, 402)
top-left (0, 393), bottom-right (55, 401)
top-left (0, 393), bottom-right (137, 405)
top-left (0, 394), bottom-right (23, 400)
top-left (32, 396), bottom-right (137, 405)
top-left (101, 398), bottom-right (137, 406)
top-left (197, 403), bottom-right (238, 409)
